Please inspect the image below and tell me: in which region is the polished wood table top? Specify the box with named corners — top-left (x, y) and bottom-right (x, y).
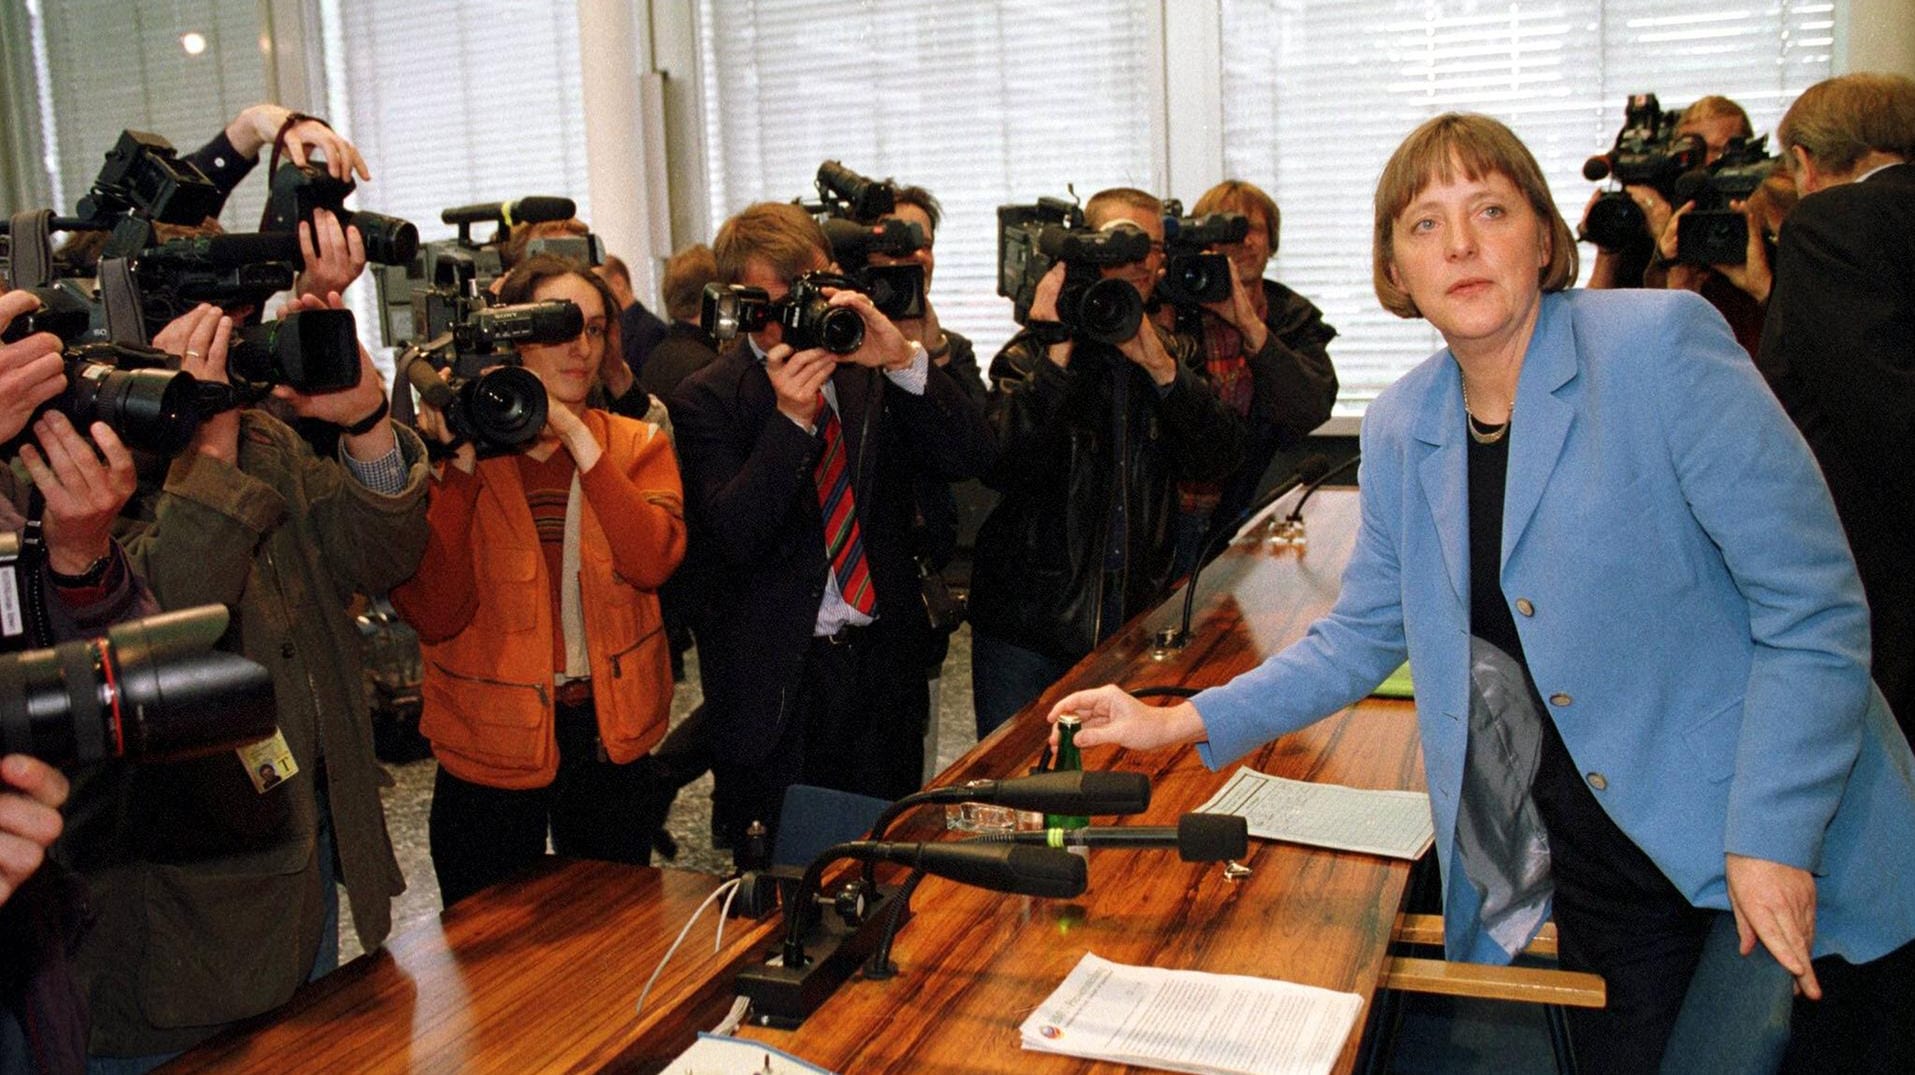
top-left (169, 489), bottom-right (1423, 1074)
top-left (164, 860), bottom-right (781, 1074)
top-left (730, 490), bottom-right (1426, 1074)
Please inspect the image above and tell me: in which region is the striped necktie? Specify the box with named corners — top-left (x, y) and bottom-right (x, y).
top-left (813, 391), bottom-right (876, 614)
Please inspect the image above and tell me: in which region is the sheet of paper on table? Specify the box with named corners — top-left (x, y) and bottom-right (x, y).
top-left (1196, 767), bottom-right (1434, 860)
top-left (1019, 952), bottom-right (1363, 1075)
top-left (660, 1032), bottom-right (836, 1073)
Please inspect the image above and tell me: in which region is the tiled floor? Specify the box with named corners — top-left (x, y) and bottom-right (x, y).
top-left (342, 626), bottom-right (981, 961)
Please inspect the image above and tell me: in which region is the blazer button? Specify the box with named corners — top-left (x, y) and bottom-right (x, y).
top-left (1549, 692), bottom-right (1572, 707)
top-left (1515, 598), bottom-right (1535, 617)
top-left (1586, 772), bottom-right (1608, 791)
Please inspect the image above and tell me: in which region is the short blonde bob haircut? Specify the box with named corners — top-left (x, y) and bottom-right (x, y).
top-left (1372, 113), bottom-right (1578, 319)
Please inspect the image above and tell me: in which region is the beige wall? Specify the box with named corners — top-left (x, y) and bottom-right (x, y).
top-left (1843, 0), bottom-right (1915, 77)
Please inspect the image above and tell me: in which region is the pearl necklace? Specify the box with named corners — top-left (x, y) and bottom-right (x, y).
top-left (1460, 376), bottom-right (1511, 445)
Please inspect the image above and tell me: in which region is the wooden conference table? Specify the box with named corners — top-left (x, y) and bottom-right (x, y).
top-left (169, 489), bottom-right (1426, 1074)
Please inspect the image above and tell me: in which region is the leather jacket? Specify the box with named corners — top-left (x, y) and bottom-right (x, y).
top-left (969, 326), bottom-right (1245, 663)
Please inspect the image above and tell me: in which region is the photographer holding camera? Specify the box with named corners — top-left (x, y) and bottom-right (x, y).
top-left (391, 254), bottom-right (686, 909)
top-left (1648, 165), bottom-right (1796, 358)
top-left (968, 188), bottom-right (1245, 736)
top-left (1170, 180), bottom-right (1339, 576)
top-left (1584, 96), bottom-right (1753, 290)
top-left (669, 202), bottom-right (991, 859)
top-left (59, 287), bottom-right (430, 1067)
top-left (1, 290), bottom-right (153, 1075)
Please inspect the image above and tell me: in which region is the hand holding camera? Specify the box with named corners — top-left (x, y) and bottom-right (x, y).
top-left (152, 303), bottom-right (239, 464)
top-left (230, 103), bottom-right (370, 184)
top-left (272, 291), bottom-right (390, 455)
top-left (1204, 266), bottom-right (1268, 352)
top-left (0, 753), bottom-right (67, 907)
top-left (1115, 317), bottom-right (1177, 387)
top-left (17, 411), bottom-right (136, 576)
top-left (0, 292), bottom-right (68, 442)
top-left (816, 286), bottom-right (916, 372)
top-left (766, 342), bottom-right (832, 429)
top-left (295, 208), bottom-right (368, 301)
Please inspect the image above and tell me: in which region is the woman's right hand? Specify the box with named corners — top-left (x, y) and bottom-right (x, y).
top-left (415, 371), bottom-right (476, 474)
top-left (1046, 685), bottom-right (1208, 751)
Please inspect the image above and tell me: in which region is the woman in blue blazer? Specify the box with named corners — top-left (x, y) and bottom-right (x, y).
top-left (1049, 114), bottom-right (1915, 1072)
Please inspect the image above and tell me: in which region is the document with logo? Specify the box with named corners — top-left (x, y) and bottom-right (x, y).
top-left (1019, 952), bottom-right (1362, 1075)
top-left (1196, 767), bottom-right (1434, 860)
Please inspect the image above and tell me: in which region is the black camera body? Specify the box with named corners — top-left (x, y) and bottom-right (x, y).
top-left (395, 265), bottom-right (577, 455)
top-left (1672, 135), bottom-right (1775, 265)
top-left (262, 163), bottom-right (420, 266)
top-left (227, 309), bottom-right (363, 398)
top-left (1159, 210), bottom-right (1249, 306)
top-left (129, 236), bottom-right (297, 334)
top-left (822, 217), bottom-right (927, 321)
top-left (814, 160), bottom-right (896, 221)
top-left (997, 199), bottom-right (1148, 345)
top-left (1580, 93), bottom-right (1708, 251)
top-left (76, 131), bottom-right (223, 232)
top-left (701, 272), bottom-right (867, 355)
top-left (11, 343), bottom-right (207, 457)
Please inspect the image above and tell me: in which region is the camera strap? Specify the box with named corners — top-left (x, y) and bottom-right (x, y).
top-left (3, 489), bottom-right (57, 652)
top-left (6, 210), bottom-right (56, 289)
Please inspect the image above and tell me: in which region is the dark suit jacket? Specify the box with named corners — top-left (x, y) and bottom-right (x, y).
top-left (1758, 162), bottom-right (1915, 734)
top-left (668, 342), bottom-right (993, 765)
top-left (639, 321), bottom-right (720, 402)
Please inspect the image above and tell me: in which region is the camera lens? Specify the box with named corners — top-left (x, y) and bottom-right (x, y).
top-left (0, 606), bottom-right (275, 767)
top-left (816, 307), bottom-right (865, 354)
top-left (1075, 278), bottom-right (1144, 345)
top-left (64, 360), bottom-right (203, 456)
top-left (452, 365), bottom-right (548, 450)
top-left (1580, 192), bottom-right (1644, 252)
top-left (346, 210), bottom-right (420, 266)
top-left (230, 309), bottom-right (362, 395)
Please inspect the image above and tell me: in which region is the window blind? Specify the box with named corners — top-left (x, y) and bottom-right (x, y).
top-left (695, 0), bottom-right (1166, 370)
top-left (22, 0), bottom-right (270, 230)
top-left (1219, 0), bottom-right (1837, 413)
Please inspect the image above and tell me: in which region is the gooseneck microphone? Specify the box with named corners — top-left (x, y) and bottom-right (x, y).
top-left (863, 769), bottom-right (1151, 847)
top-left (783, 841), bottom-right (1086, 967)
top-left (979, 813), bottom-right (1249, 863)
top-left (1154, 454), bottom-right (1328, 652)
top-left (1283, 450), bottom-right (1362, 529)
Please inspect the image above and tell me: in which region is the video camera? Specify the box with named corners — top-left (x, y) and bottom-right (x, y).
top-left (1672, 136), bottom-right (1775, 265)
top-left (996, 196), bottom-right (1149, 345)
top-left (1580, 93), bottom-right (1708, 251)
top-left (371, 195), bottom-right (581, 348)
top-left (803, 161), bottom-right (927, 322)
top-left (393, 249), bottom-right (576, 455)
top-left (0, 605), bottom-right (275, 767)
top-left (1158, 202), bottom-right (1248, 307)
top-left (262, 162), bottom-right (420, 267)
top-left (700, 271), bottom-right (866, 355)
top-left (75, 130), bottom-right (224, 261)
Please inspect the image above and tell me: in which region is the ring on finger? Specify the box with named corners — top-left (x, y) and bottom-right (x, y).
top-left (184, 349), bottom-right (203, 360)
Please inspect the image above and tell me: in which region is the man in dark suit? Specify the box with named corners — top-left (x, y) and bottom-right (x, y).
top-left (668, 203), bottom-right (993, 858)
top-left (1758, 71), bottom-right (1915, 1073)
top-left (1759, 72), bottom-right (1914, 745)
top-left (638, 243), bottom-right (722, 402)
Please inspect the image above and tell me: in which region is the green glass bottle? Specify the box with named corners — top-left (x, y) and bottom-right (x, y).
top-left (1045, 715), bottom-right (1090, 830)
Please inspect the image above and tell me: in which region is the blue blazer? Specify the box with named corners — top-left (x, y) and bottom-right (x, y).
top-left (1194, 289), bottom-right (1915, 964)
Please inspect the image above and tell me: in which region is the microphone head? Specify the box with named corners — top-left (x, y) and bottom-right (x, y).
top-left (1583, 155), bottom-right (1613, 182)
top-left (1000, 845), bottom-right (1089, 898)
top-left (981, 769), bottom-right (1151, 815)
top-left (504, 195), bottom-right (577, 226)
top-left (1177, 813), bottom-right (1249, 862)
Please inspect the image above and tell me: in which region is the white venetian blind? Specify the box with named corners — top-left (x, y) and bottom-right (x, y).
top-left (1219, 0), bottom-right (1837, 414)
top-left (318, 0), bottom-right (592, 365)
top-left (22, 0), bottom-right (270, 229)
top-left (319, 0), bottom-right (592, 247)
top-left (695, 0), bottom-right (1166, 369)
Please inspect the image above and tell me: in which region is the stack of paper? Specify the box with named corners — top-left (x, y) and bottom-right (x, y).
top-left (1196, 768), bottom-right (1434, 860)
top-left (1020, 953), bottom-right (1362, 1075)
top-left (660, 1032), bottom-right (834, 1073)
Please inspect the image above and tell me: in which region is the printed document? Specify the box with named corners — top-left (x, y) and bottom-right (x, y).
top-left (1196, 767), bottom-right (1434, 860)
top-left (1019, 952), bottom-right (1362, 1075)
